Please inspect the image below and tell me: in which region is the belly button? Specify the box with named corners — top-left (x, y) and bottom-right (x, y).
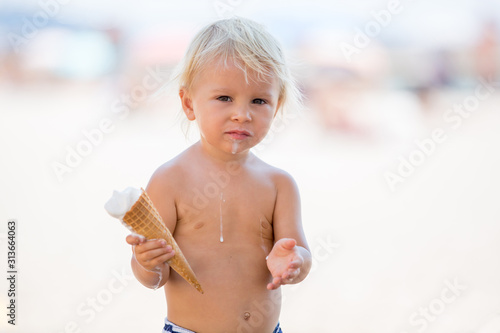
top-left (243, 312), bottom-right (251, 321)
top-left (194, 222), bottom-right (204, 230)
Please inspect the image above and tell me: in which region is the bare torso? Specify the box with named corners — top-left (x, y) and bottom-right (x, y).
top-left (154, 143), bottom-right (282, 333)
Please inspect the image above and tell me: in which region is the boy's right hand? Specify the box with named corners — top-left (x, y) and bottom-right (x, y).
top-left (126, 235), bottom-right (175, 271)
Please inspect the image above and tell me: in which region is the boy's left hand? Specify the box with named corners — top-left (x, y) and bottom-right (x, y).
top-left (266, 238), bottom-right (304, 290)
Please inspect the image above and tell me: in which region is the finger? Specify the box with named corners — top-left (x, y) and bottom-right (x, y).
top-left (267, 281), bottom-right (280, 290)
top-left (282, 272), bottom-right (298, 284)
top-left (149, 250), bottom-right (175, 267)
top-left (280, 238), bottom-right (297, 251)
top-left (267, 282), bottom-right (277, 290)
top-left (287, 258), bottom-right (303, 269)
top-left (135, 245), bottom-right (171, 261)
top-left (134, 240), bottom-right (168, 254)
top-left (137, 246), bottom-right (173, 261)
top-left (271, 276), bottom-right (281, 287)
top-left (270, 276), bottom-right (282, 289)
top-left (283, 268), bottom-right (300, 281)
top-left (126, 234), bottom-right (147, 244)
top-left (282, 270), bottom-right (294, 279)
top-left (126, 234), bottom-right (142, 245)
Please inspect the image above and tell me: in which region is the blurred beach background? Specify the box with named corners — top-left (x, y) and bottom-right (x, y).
top-left (1, 0), bottom-right (500, 332)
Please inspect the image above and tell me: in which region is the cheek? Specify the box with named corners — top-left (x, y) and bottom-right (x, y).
top-left (196, 116), bottom-right (211, 133)
top-left (255, 112), bottom-right (275, 136)
top-left (196, 112), bottom-right (220, 135)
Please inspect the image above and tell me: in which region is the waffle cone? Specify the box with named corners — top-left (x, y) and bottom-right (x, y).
top-left (122, 189), bottom-right (203, 294)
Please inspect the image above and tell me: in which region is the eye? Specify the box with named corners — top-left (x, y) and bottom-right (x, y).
top-left (252, 98), bottom-right (266, 105)
top-left (217, 96), bottom-right (232, 102)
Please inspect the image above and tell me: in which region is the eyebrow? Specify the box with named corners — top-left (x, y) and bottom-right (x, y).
top-left (210, 88), bottom-right (231, 94)
top-left (210, 88), bottom-right (276, 99)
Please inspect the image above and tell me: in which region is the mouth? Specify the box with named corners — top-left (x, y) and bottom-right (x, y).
top-left (225, 130), bottom-right (251, 140)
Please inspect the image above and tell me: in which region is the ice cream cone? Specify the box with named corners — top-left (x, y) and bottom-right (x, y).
top-left (122, 188), bottom-right (203, 294)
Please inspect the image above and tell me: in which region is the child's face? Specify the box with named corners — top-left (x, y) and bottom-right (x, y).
top-left (180, 60), bottom-right (280, 156)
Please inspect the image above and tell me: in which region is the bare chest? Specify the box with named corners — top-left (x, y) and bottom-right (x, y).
top-left (174, 170), bottom-right (276, 246)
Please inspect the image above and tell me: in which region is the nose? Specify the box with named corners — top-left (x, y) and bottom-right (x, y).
top-left (231, 104), bottom-right (252, 122)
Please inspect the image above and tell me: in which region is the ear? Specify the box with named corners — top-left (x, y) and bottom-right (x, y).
top-left (179, 88), bottom-right (196, 121)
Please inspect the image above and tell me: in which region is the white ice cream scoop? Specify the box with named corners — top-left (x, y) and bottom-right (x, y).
top-left (104, 187), bottom-right (142, 220)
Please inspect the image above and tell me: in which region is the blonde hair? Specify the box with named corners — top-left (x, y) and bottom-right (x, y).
top-left (172, 17), bottom-right (302, 115)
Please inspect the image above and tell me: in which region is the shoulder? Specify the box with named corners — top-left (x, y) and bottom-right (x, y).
top-left (150, 160), bottom-right (181, 183)
top-left (271, 168), bottom-right (299, 196)
top-left (249, 155), bottom-right (298, 191)
top-left (269, 166), bottom-right (297, 189)
top-left (146, 149), bottom-right (192, 192)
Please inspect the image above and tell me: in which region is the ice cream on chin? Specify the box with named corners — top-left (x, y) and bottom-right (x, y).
top-left (105, 187), bottom-right (204, 294)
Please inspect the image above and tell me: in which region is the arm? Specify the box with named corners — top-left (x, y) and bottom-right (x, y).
top-left (126, 165), bottom-right (179, 289)
top-left (266, 171), bottom-right (312, 290)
